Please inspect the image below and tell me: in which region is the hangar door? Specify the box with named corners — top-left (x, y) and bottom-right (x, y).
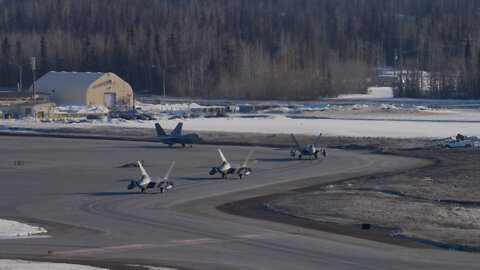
top-left (104, 93), bottom-right (116, 108)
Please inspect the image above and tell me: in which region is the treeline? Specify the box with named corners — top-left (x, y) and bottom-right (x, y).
top-left (0, 0), bottom-right (479, 99)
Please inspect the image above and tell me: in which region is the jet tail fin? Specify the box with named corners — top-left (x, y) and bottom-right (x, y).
top-left (172, 122), bottom-right (183, 136)
top-left (290, 134), bottom-right (300, 148)
top-left (163, 161), bottom-right (175, 180)
top-left (218, 149), bottom-right (228, 162)
top-left (155, 123), bottom-right (167, 137)
top-left (242, 149), bottom-right (253, 167)
top-left (313, 133), bottom-right (323, 147)
top-left (138, 161), bottom-right (148, 176)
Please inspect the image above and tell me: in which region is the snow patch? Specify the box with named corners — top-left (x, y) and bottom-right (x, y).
top-left (135, 101), bottom-right (204, 114)
top-left (0, 260), bottom-right (107, 270)
top-left (2, 113), bottom-right (480, 138)
top-left (0, 219), bottom-right (47, 239)
top-left (55, 104), bottom-right (109, 115)
top-left (336, 87), bottom-right (394, 99)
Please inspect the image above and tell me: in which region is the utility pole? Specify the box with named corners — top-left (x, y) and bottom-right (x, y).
top-left (30, 57), bottom-right (36, 101)
top-left (162, 68), bottom-right (166, 101)
top-left (160, 65), bottom-right (175, 102)
top-left (132, 93), bottom-right (135, 114)
top-left (8, 60), bottom-right (22, 92)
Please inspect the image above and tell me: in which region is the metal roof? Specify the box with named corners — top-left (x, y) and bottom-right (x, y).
top-left (31, 71), bottom-right (106, 104)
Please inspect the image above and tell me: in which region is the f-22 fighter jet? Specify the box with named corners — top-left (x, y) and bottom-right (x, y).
top-left (209, 149), bottom-right (253, 179)
top-left (290, 133), bottom-right (327, 160)
top-left (154, 122), bottom-right (203, 147)
top-left (127, 161), bottom-right (175, 193)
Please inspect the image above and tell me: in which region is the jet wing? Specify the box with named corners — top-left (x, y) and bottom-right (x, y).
top-left (150, 176), bottom-right (165, 183)
top-left (230, 163), bottom-right (250, 172)
top-left (228, 163), bottom-right (243, 170)
top-left (149, 177), bottom-right (167, 188)
top-left (230, 162), bottom-right (268, 171)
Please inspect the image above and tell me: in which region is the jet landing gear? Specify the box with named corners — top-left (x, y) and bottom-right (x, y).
top-left (141, 188), bottom-right (146, 193)
top-left (221, 173), bottom-right (227, 179)
top-left (298, 154), bottom-right (302, 160)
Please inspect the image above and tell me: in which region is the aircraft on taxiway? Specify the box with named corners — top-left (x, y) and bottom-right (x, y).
top-left (154, 122), bottom-right (203, 147)
top-left (290, 133), bottom-right (327, 160)
top-left (208, 149), bottom-right (254, 179)
top-left (127, 161), bottom-right (175, 193)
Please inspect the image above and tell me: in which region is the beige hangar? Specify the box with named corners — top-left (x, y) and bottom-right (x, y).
top-left (32, 71), bottom-right (133, 108)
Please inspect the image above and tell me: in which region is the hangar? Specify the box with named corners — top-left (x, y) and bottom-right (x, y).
top-left (32, 71), bottom-right (133, 108)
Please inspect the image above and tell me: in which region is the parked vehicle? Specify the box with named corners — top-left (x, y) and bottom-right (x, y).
top-left (441, 140), bottom-right (474, 148)
top-left (86, 114), bottom-right (102, 120)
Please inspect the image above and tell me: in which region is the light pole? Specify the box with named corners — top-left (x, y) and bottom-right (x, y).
top-left (8, 60), bottom-right (22, 92)
top-left (30, 57), bottom-right (36, 101)
top-left (153, 65), bottom-right (175, 101)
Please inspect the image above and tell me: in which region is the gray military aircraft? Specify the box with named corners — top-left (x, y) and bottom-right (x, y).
top-left (154, 122), bottom-right (203, 147)
top-left (209, 149), bottom-right (253, 179)
top-left (290, 133), bottom-right (327, 159)
top-left (127, 161), bottom-right (175, 193)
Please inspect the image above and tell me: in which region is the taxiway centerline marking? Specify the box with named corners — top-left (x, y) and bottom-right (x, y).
top-left (233, 234), bottom-right (282, 239)
top-left (168, 238), bottom-right (216, 244)
top-left (53, 234), bottom-right (290, 256)
top-left (53, 244), bottom-right (156, 255)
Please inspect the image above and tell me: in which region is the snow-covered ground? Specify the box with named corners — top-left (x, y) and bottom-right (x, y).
top-left (0, 219), bottom-right (47, 239)
top-left (2, 87), bottom-right (480, 138)
top-left (0, 260), bottom-right (107, 270)
top-left (336, 86), bottom-right (394, 99)
top-left (55, 104), bottom-right (109, 115)
top-left (2, 111), bottom-right (479, 138)
top-left (55, 102), bottom-right (214, 115)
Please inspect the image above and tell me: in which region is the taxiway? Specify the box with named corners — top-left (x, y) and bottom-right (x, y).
top-left (0, 136), bottom-right (479, 269)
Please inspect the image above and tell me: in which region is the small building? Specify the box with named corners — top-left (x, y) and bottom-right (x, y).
top-left (0, 91), bottom-right (48, 106)
top-left (2, 102), bottom-right (55, 119)
top-left (31, 71), bottom-right (133, 108)
top-left (375, 74), bottom-right (396, 86)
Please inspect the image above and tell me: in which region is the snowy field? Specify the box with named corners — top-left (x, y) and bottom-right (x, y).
top-left (1, 87), bottom-right (480, 138)
top-left (336, 86), bottom-right (394, 99)
top-left (3, 114), bottom-right (480, 138)
top-left (0, 260), bottom-right (107, 270)
top-left (0, 219), bottom-right (47, 239)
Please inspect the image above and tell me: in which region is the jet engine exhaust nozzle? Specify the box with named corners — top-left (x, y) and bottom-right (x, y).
top-left (127, 181), bottom-right (136, 190)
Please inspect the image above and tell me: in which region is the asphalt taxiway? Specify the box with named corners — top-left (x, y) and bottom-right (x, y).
top-left (1, 136), bottom-right (479, 269)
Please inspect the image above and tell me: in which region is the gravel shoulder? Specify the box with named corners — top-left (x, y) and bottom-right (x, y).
top-left (222, 146), bottom-right (480, 251)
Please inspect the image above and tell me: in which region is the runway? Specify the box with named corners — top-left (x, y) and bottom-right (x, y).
top-left (0, 136), bottom-right (479, 269)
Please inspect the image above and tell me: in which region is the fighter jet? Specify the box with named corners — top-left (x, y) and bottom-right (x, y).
top-left (154, 122), bottom-right (203, 147)
top-left (209, 149), bottom-right (253, 179)
top-left (127, 161), bottom-right (175, 193)
top-left (290, 133), bottom-right (327, 160)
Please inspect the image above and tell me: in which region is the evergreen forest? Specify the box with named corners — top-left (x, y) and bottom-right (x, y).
top-left (1, 0), bottom-right (480, 99)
